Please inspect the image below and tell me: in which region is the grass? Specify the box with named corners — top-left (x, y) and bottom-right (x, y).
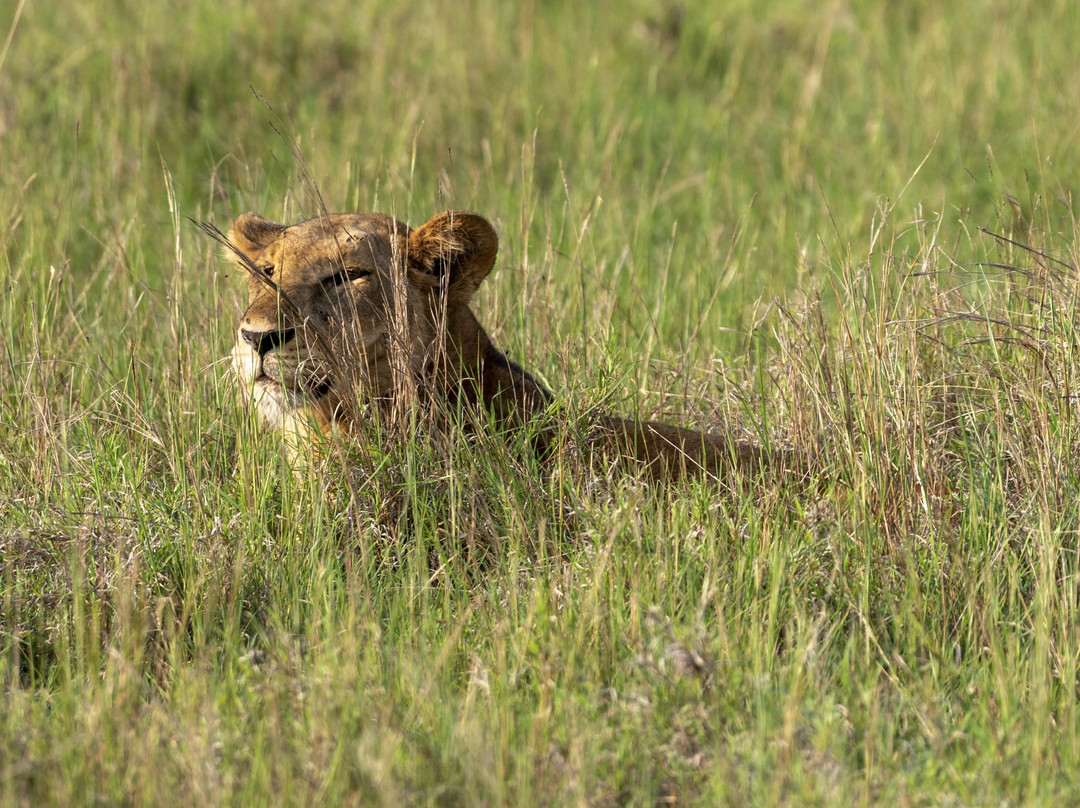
top-left (4, 0), bottom-right (1080, 804)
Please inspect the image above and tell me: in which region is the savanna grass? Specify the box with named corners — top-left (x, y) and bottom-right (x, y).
top-left (4, 0), bottom-right (1080, 804)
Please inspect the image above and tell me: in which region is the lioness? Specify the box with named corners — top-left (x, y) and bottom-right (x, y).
top-left (225, 209), bottom-right (771, 481)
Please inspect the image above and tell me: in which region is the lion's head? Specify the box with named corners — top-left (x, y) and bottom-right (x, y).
top-left (222, 207), bottom-right (778, 482)
top-left (227, 210), bottom-right (502, 439)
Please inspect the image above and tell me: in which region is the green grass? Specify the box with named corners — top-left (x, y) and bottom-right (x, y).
top-left (5, 0), bottom-right (1080, 804)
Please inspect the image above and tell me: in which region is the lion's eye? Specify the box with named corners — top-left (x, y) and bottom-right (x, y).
top-left (327, 267), bottom-right (371, 286)
top-left (260, 265), bottom-right (275, 278)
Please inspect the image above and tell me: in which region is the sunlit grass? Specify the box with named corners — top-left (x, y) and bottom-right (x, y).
top-left (4, 0), bottom-right (1080, 804)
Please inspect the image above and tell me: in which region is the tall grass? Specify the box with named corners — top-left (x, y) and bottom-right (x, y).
top-left (4, 0), bottom-right (1080, 803)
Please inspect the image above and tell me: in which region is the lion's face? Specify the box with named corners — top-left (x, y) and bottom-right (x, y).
top-left (227, 210), bottom-right (499, 434)
top-left (229, 212), bottom-right (411, 432)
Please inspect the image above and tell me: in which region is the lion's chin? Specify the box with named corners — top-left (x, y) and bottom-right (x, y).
top-left (245, 379), bottom-right (289, 428)
top-left (232, 348), bottom-right (293, 426)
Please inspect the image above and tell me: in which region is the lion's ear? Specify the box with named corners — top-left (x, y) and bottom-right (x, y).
top-left (406, 211), bottom-right (498, 303)
top-left (227, 212), bottom-right (286, 264)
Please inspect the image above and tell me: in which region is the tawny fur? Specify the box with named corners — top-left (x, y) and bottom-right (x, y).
top-left (227, 209), bottom-right (771, 481)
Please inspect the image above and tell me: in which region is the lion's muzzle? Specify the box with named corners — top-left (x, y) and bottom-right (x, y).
top-left (241, 326), bottom-right (297, 357)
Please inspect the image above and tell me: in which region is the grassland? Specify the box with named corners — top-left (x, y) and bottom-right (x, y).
top-left (4, 0), bottom-right (1080, 804)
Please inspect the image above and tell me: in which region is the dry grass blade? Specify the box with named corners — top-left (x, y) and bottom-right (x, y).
top-left (190, 218), bottom-right (280, 294)
top-left (978, 227), bottom-right (1077, 273)
top-left (251, 85), bottom-right (331, 221)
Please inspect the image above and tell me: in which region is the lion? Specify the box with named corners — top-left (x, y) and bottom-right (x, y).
top-left (223, 208), bottom-right (774, 482)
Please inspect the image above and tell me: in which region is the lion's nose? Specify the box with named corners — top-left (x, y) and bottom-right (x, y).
top-left (241, 327), bottom-right (296, 357)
